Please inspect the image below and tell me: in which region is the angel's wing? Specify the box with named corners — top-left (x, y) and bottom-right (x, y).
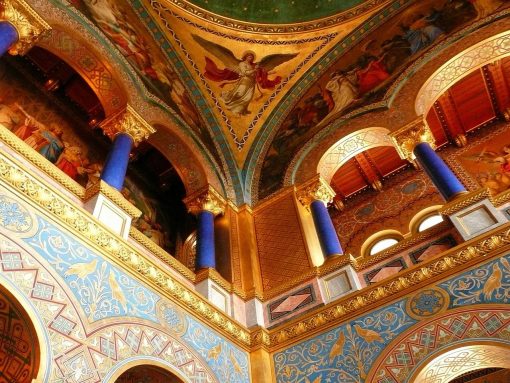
top-left (258, 53), bottom-right (298, 71)
top-left (192, 34), bottom-right (239, 68)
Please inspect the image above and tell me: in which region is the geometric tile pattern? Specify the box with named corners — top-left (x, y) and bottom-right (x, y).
top-left (370, 308), bottom-right (510, 383)
top-left (364, 258), bottom-right (406, 285)
top-left (268, 285), bottom-right (315, 322)
top-left (254, 194), bottom-right (311, 290)
top-left (409, 235), bottom-right (457, 264)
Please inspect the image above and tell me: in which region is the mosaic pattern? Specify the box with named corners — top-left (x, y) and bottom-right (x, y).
top-left (268, 285), bottom-right (315, 322)
top-left (364, 258), bottom-right (406, 285)
top-left (274, 253), bottom-right (510, 383)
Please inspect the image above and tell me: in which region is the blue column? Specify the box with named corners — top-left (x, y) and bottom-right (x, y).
top-left (310, 199), bottom-right (343, 257)
top-left (196, 210), bottom-right (215, 269)
top-left (414, 142), bottom-right (466, 201)
top-left (0, 21), bottom-right (18, 57)
top-left (100, 133), bottom-right (133, 191)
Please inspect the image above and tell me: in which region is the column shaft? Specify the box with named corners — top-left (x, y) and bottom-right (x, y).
top-left (100, 133), bottom-right (133, 191)
top-left (0, 21), bottom-right (18, 56)
top-left (310, 199), bottom-right (343, 257)
top-left (414, 142), bottom-right (466, 200)
top-left (196, 210), bottom-right (216, 269)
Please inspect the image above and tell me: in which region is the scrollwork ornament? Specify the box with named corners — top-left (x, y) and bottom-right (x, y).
top-left (101, 105), bottom-right (156, 145)
top-left (0, 0), bottom-right (51, 55)
top-left (184, 185), bottom-right (226, 216)
top-left (297, 176), bottom-right (335, 209)
top-left (389, 117), bottom-right (436, 162)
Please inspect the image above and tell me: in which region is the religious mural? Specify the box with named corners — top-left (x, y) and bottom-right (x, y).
top-left (259, 0), bottom-right (509, 199)
top-left (193, 35), bottom-right (297, 117)
top-left (70, 0), bottom-right (219, 157)
top-left (0, 59), bottom-right (179, 254)
top-left (0, 60), bottom-right (105, 187)
top-left (455, 125), bottom-right (510, 195)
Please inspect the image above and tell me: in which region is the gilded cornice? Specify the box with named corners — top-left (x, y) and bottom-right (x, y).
top-left (184, 184), bottom-right (226, 216)
top-left (0, 151), bottom-right (251, 349)
top-left (439, 188), bottom-right (491, 216)
top-left (153, 0), bottom-right (388, 33)
top-left (0, 0), bottom-right (51, 55)
top-left (85, 180), bottom-right (141, 219)
top-left (389, 117), bottom-right (436, 162)
top-left (265, 223), bottom-right (510, 350)
top-left (129, 227), bottom-right (196, 281)
top-left (354, 221), bottom-right (453, 270)
top-left (296, 175), bottom-right (335, 209)
top-left (101, 105), bottom-right (156, 146)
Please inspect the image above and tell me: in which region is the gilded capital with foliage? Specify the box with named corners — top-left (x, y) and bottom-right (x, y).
top-left (389, 117), bottom-right (436, 162)
top-left (297, 175), bottom-right (335, 209)
top-left (1, 0), bottom-right (51, 55)
top-left (101, 105), bottom-right (156, 145)
top-left (184, 185), bottom-right (226, 216)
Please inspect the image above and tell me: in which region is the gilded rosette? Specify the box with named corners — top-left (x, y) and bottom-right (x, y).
top-left (297, 175), bottom-right (336, 209)
top-left (1, 0), bottom-right (51, 55)
top-left (184, 184), bottom-right (226, 216)
top-left (389, 117), bottom-right (436, 162)
top-left (101, 104), bottom-right (156, 145)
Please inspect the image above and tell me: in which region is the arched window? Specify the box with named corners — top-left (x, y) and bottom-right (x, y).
top-left (417, 214), bottom-right (444, 232)
top-left (369, 238), bottom-right (400, 255)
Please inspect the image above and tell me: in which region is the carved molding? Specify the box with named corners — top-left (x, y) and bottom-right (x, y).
top-left (101, 105), bottom-right (156, 145)
top-left (296, 175), bottom-right (336, 209)
top-left (439, 188), bottom-right (491, 216)
top-left (85, 180), bottom-right (141, 219)
top-left (0, 0), bottom-right (51, 55)
top-left (184, 184), bottom-right (226, 216)
top-left (389, 117), bottom-right (436, 162)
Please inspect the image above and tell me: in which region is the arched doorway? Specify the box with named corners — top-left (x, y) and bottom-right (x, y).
top-left (411, 343), bottom-right (510, 383)
top-left (115, 365), bottom-right (185, 383)
top-left (0, 285), bottom-right (40, 383)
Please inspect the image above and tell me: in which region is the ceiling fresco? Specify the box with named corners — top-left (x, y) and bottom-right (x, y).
top-left (257, 0), bottom-right (509, 201)
top-left (58, 0), bottom-right (509, 204)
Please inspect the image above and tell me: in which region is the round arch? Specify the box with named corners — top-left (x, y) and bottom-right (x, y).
top-left (0, 276), bottom-right (50, 383)
top-left (408, 205), bottom-right (444, 234)
top-left (103, 356), bottom-right (192, 383)
top-left (316, 127), bottom-right (394, 184)
top-left (411, 342), bottom-right (510, 383)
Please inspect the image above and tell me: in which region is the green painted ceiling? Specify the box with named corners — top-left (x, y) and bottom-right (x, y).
top-left (184, 0), bottom-right (366, 24)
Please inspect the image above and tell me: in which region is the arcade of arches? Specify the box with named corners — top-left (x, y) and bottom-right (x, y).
top-left (0, 0), bottom-right (509, 382)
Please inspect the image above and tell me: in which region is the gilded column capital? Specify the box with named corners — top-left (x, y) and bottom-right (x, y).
top-left (389, 117), bottom-right (436, 162)
top-left (296, 175), bottom-right (335, 209)
top-left (1, 0), bottom-right (51, 55)
top-left (184, 185), bottom-right (226, 216)
top-left (101, 104), bottom-right (156, 146)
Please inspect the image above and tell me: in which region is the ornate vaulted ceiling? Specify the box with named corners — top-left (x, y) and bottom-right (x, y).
top-left (67, 0), bottom-right (509, 205)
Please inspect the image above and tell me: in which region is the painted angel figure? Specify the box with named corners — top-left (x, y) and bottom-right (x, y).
top-left (193, 35), bottom-right (297, 116)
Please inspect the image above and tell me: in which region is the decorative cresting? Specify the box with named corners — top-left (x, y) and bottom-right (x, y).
top-left (0, 0), bottom-right (50, 55)
top-left (389, 117), bottom-right (435, 163)
top-left (101, 104), bottom-right (156, 146)
top-left (416, 30), bottom-right (510, 116)
top-left (297, 175), bottom-right (335, 209)
top-left (317, 127), bottom-right (393, 183)
top-left (184, 185), bottom-right (226, 270)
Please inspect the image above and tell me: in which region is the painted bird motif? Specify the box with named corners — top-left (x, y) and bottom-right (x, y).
top-left (208, 343), bottom-right (222, 360)
top-left (230, 350), bottom-right (242, 374)
top-left (482, 263), bottom-right (502, 299)
top-left (65, 259), bottom-right (98, 279)
top-left (109, 270), bottom-right (127, 312)
top-left (354, 324), bottom-right (383, 343)
top-left (329, 331), bottom-right (346, 362)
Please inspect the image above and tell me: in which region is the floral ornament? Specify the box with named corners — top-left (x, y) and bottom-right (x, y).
top-left (0, 196), bottom-right (31, 232)
top-left (407, 287), bottom-right (449, 320)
